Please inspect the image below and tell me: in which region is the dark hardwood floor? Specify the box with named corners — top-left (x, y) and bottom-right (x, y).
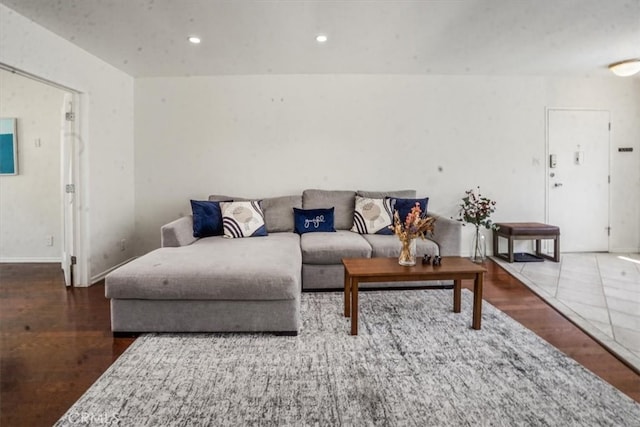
top-left (0, 264), bottom-right (134, 427)
top-left (1, 261), bottom-right (638, 426)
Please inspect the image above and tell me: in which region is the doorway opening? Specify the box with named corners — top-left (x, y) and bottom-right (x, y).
top-left (0, 64), bottom-right (83, 286)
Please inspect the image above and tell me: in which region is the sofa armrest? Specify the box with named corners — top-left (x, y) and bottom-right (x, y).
top-left (161, 216), bottom-right (198, 247)
top-left (428, 212), bottom-right (462, 256)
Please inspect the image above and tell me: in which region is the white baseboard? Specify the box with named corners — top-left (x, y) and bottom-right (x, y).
top-left (90, 257), bottom-right (137, 285)
top-left (0, 257), bottom-right (61, 263)
top-left (608, 248), bottom-right (640, 254)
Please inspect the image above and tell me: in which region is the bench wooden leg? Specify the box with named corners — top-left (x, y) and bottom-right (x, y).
top-left (493, 233), bottom-right (511, 262)
top-left (508, 237), bottom-right (514, 263)
top-left (535, 236), bottom-right (560, 262)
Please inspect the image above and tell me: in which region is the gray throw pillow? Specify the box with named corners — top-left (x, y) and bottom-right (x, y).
top-left (302, 189), bottom-right (356, 230)
top-left (261, 195), bottom-right (302, 233)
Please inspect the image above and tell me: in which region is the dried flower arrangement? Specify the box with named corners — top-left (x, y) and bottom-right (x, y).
top-left (390, 202), bottom-right (436, 265)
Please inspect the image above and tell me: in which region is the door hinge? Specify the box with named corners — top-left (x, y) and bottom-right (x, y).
top-left (608, 175), bottom-right (610, 184)
top-left (65, 184), bottom-right (75, 193)
top-left (606, 227), bottom-right (611, 236)
top-left (608, 122), bottom-right (611, 131)
top-left (65, 111), bottom-right (75, 121)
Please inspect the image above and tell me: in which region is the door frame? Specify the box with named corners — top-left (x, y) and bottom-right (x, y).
top-left (0, 63), bottom-right (87, 285)
top-left (545, 107), bottom-right (611, 253)
top-left (61, 92), bottom-right (82, 286)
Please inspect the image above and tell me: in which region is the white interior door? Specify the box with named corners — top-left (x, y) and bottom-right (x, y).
top-left (547, 109), bottom-right (610, 252)
top-left (61, 94), bottom-right (76, 286)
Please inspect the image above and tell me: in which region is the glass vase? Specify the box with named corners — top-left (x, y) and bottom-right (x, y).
top-left (470, 229), bottom-right (486, 263)
top-left (398, 237), bottom-right (417, 266)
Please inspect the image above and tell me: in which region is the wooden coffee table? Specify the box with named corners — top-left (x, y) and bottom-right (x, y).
top-left (343, 257), bottom-right (487, 335)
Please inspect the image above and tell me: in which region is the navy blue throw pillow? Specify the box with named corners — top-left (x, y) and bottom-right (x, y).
top-left (390, 197), bottom-right (429, 223)
top-left (293, 207), bottom-right (336, 234)
top-left (191, 200), bottom-right (229, 237)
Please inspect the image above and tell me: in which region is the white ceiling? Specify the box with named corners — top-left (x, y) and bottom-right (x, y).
top-left (2, 0), bottom-right (639, 78)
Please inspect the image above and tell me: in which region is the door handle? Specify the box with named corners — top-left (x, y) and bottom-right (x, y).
top-left (554, 183), bottom-right (563, 187)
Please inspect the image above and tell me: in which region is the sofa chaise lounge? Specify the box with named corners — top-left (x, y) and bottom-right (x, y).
top-left (105, 189), bottom-right (461, 334)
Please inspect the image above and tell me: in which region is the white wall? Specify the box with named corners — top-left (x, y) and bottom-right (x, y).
top-left (0, 4), bottom-right (135, 285)
top-left (0, 69), bottom-right (65, 261)
top-left (2, 4), bottom-right (637, 270)
top-left (134, 75), bottom-right (640, 255)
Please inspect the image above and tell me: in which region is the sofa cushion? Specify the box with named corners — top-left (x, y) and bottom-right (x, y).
top-left (190, 200), bottom-right (228, 237)
top-left (357, 190), bottom-right (416, 199)
top-left (105, 233), bottom-right (301, 301)
top-left (351, 196), bottom-right (394, 235)
top-left (302, 189), bottom-right (355, 230)
top-left (294, 207), bottom-right (336, 234)
top-left (221, 201), bottom-right (268, 238)
top-left (261, 195), bottom-right (302, 233)
top-left (362, 234), bottom-right (440, 258)
top-left (300, 230), bottom-right (371, 264)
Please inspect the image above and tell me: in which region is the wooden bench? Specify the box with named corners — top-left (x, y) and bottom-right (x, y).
top-left (493, 222), bottom-right (560, 263)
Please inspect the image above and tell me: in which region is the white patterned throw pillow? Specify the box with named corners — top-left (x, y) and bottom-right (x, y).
top-left (220, 201), bottom-right (268, 238)
top-left (351, 196), bottom-right (394, 235)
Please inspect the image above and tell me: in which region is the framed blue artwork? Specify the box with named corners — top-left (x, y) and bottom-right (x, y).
top-left (0, 118), bottom-right (18, 175)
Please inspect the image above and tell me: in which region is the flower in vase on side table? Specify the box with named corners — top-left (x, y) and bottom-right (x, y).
top-left (456, 187), bottom-right (497, 263)
top-left (389, 203), bottom-right (436, 266)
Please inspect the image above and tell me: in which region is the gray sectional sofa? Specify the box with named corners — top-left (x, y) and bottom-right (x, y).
top-left (105, 189), bottom-right (461, 334)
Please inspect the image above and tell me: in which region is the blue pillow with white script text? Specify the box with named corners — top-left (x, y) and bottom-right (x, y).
top-left (293, 208), bottom-right (336, 234)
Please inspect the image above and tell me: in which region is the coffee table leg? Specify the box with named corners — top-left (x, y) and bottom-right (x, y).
top-left (472, 272), bottom-right (484, 329)
top-left (351, 279), bottom-right (358, 335)
top-left (344, 268), bottom-right (350, 317)
top-left (453, 279), bottom-right (461, 313)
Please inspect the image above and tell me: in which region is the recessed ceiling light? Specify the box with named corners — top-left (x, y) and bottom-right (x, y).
top-left (316, 34), bottom-right (328, 43)
top-left (188, 36), bottom-right (201, 44)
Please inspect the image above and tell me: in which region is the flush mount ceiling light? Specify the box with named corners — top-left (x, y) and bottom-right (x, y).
top-left (608, 59), bottom-right (640, 77)
top-left (315, 34), bottom-right (328, 43)
top-left (188, 36), bottom-right (201, 44)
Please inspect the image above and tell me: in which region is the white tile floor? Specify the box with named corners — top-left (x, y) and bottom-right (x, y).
top-left (493, 253), bottom-right (640, 372)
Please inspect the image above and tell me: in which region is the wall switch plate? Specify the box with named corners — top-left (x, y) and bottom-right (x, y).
top-left (119, 239), bottom-right (126, 251)
top-left (45, 235), bottom-right (53, 246)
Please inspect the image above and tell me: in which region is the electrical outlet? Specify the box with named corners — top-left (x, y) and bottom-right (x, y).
top-left (45, 235), bottom-right (53, 246)
top-left (119, 239), bottom-right (126, 252)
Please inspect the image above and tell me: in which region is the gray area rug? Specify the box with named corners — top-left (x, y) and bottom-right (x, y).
top-left (56, 290), bottom-right (640, 426)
